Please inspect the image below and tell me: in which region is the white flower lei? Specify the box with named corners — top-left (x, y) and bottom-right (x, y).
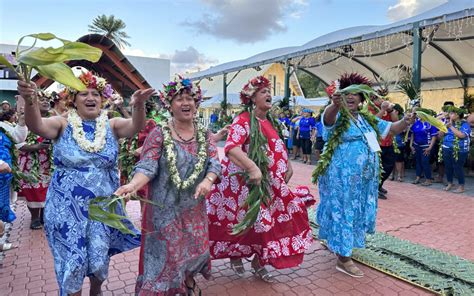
top-left (161, 120), bottom-right (208, 191)
top-left (69, 109), bottom-right (108, 153)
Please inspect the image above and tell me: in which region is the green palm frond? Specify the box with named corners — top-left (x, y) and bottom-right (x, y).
top-left (88, 14), bottom-right (131, 48)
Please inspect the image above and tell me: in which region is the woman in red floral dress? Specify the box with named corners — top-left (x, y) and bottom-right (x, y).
top-left (17, 91), bottom-right (52, 229)
top-left (207, 76), bottom-right (314, 282)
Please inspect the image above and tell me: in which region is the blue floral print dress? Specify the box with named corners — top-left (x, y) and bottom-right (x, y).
top-left (44, 119), bottom-right (140, 295)
top-left (316, 112), bottom-right (391, 257)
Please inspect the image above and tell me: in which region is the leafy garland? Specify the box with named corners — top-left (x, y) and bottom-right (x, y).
top-left (311, 108), bottom-right (382, 184)
top-left (393, 137), bottom-right (400, 154)
top-left (0, 127), bottom-right (38, 191)
top-left (231, 110), bottom-right (270, 235)
top-left (22, 132), bottom-right (54, 182)
top-left (453, 121), bottom-right (462, 161)
top-left (161, 119), bottom-right (208, 192)
top-left (119, 135), bottom-right (138, 183)
top-left (231, 108), bottom-right (284, 235)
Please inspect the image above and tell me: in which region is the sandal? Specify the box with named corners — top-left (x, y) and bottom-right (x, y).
top-left (185, 279), bottom-right (201, 296)
top-left (252, 266), bottom-right (275, 283)
top-left (397, 177), bottom-right (403, 182)
top-left (336, 259), bottom-right (364, 278)
top-left (230, 259), bottom-right (245, 276)
top-left (30, 219), bottom-right (43, 230)
top-left (444, 184), bottom-right (454, 191)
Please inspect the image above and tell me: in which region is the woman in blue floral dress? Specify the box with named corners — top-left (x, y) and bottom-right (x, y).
top-left (316, 73), bottom-right (414, 278)
top-left (18, 72), bottom-right (155, 296)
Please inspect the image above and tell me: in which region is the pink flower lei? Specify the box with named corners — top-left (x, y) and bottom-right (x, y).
top-left (158, 75), bottom-right (202, 110)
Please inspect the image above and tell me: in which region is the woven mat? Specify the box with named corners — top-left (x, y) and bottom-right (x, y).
top-left (308, 208), bottom-right (474, 296)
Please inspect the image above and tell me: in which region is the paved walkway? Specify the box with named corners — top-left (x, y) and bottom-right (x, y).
top-left (1, 158), bottom-right (473, 295)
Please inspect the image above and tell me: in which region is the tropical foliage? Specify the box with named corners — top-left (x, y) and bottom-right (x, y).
top-left (88, 14), bottom-right (131, 49)
top-left (0, 33), bottom-right (102, 91)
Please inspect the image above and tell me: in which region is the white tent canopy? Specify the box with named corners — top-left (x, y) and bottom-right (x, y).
top-left (190, 1), bottom-right (474, 91)
top-left (272, 96), bottom-right (329, 107)
top-left (200, 93), bottom-right (241, 108)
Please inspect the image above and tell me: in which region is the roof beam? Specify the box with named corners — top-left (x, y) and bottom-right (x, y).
top-left (101, 63), bottom-right (138, 90)
top-left (327, 49), bottom-right (381, 79)
top-left (402, 31), bottom-right (467, 77)
top-left (94, 44), bottom-right (147, 89)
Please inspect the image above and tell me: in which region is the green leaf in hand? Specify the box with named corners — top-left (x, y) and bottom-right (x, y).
top-left (36, 63), bottom-right (87, 91)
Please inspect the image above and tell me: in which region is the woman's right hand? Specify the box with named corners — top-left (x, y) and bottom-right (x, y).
top-left (114, 183), bottom-right (137, 201)
top-left (0, 161), bottom-right (11, 173)
top-left (247, 166), bottom-right (262, 186)
top-left (17, 80), bottom-right (37, 102)
top-left (331, 93), bottom-right (342, 108)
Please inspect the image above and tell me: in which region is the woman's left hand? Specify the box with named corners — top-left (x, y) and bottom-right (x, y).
top-left (423, 147), bottom-right (431, 156)
top-left (129, 88), bottom-right (157, 106)
top-left (194, 179), bottom-right (213, 199)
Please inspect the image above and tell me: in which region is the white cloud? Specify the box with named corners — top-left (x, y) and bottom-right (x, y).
top-left (122, 46), bottom-right (218, 75)
top-left (182, 0), bottom-right (308, 43)
top-left (168, 46), bottom-right (219, 74)
top-left (387, 0), bottom-right (448, 22)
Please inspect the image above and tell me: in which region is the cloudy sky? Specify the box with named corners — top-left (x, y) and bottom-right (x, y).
top-left (0, 0), bottom-right (448, 75)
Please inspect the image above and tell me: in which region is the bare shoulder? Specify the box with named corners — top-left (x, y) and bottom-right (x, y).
top-left (45, 116), bottom-right (68, 139)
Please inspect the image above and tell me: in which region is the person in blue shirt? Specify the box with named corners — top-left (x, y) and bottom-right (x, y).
top-left (297, 109), bottom-right (316, 164)
top-left (312, 113), bottom-right (325, 161)
top-left (291, 111), bottom-right (303, 160)
top-left (439, 107), bottom-right (471, 193)
top-left (410, 110), bottom-right (438, 186)
top-left (391, 104), bottom-right (406, 182)
top-left (210, 110), bottom-right (218, 124)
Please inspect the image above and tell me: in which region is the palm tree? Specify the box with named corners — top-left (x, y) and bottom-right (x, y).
top-left (88, 14), bottom-right (131, 49)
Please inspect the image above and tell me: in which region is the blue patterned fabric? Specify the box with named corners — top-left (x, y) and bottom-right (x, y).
top-left (316, 113), bottom-right (391, 257)
top-left (0, 130), bottom-right (15, 222)
top-left (44, 120), bottom-right (140, 295)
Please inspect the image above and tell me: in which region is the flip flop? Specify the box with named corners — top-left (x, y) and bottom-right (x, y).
top-left (252, 266), bottom-right (275, 283)
top-left (0, 243), bottom-right (16, 252)
top-left (230, 259), bottom-right (245, 276)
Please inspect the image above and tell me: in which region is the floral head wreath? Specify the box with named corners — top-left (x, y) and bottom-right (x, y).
top-left (36, 89), bottom-right (58, 102)
top-left (325, 73), bottom-right (373, 97)
top-left (63, 71), bottom-right (114, 100)
top-left (158, 75), bottom-right (202, 110)
top-left (240, 76), bottom-right (271, 106)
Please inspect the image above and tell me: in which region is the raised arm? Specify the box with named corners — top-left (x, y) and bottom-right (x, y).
top-left (389, 112), bottom-right (415, 135)
top-left (323, 94), bottom-right (342, 126)
top-left (110, 88), bottom-right (156, 139)
top-left (17, 80), bottom-right (65, 140)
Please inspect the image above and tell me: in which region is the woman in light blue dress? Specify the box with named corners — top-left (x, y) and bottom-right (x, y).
top-left (18, 73), bottom-right (156, 296)
top-left (316, 73), bottom-right (414, 278)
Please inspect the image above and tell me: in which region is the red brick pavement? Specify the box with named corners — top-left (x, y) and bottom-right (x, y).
top-left (1, 158), bottom-right (473, 295)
